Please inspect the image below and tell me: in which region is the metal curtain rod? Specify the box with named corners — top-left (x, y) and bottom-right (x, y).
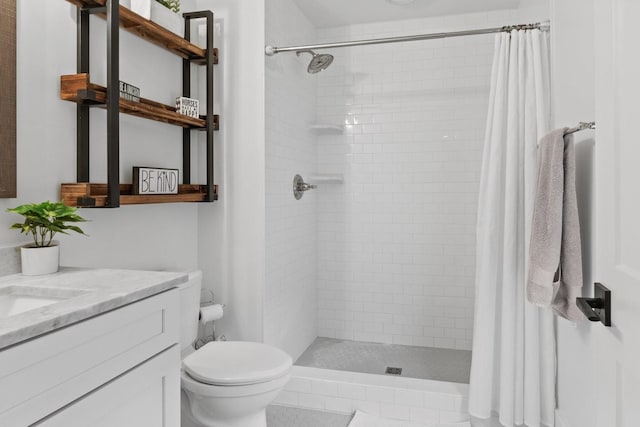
top-left (565, 121), bottom-right (596, 135)
top-left (265, 21), bottom-right (550, 56)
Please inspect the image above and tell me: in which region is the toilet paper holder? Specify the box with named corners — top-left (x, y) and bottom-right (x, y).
top-left (199, 288), bottom-right (226, 319)
top-left (196, 289), bottom-right (227, 348)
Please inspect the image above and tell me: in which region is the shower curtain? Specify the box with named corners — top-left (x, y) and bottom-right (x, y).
top-left (469, 29), bottom-right (555, 427)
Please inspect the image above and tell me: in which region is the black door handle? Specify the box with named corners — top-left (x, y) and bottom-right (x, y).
top-left (576, 282), bottom-right (611, 326)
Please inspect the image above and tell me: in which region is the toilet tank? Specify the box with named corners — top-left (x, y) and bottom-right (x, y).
top-left (178, 270), bottom-right (202, 352)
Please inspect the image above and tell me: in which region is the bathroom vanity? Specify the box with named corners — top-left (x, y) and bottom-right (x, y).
top-left (0, 268), bottom-right (186, 426)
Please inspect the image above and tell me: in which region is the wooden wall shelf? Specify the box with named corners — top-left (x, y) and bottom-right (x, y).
top-left (62, 2), bottom-right (219, 207)
top-left (60, 74), bottom-right (219, 129)
top-left (61, 183), bottom-right (218, 207)
top-left (65, 0), bottom-right (218, 64)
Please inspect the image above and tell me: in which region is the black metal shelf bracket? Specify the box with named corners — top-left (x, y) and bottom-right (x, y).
top-left (183, 10), bottom-right (216, 202)
top-left (576, 282), bottom-right (611, 327)
top-left (77, 7), bottom-right (90, 183)
top-left (105, 0), bottom-right (120, 207)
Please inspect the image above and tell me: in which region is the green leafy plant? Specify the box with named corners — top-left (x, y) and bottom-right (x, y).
top-left (156, 0), bottom-right (180, 13)
top-left (7, 201), bottom-right (87, 248)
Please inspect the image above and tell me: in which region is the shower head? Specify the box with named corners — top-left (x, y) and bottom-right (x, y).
top-left (296, 49), bottom-right (334, 74)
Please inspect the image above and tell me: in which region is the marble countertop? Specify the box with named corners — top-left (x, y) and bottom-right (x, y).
top-left (0, 268), bottom-right (188, 350)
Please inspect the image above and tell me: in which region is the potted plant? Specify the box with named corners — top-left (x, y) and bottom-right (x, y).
top-left (7, 201), bottom-right (87, 276)
top-left (131, 0), bottom-right (183, 36)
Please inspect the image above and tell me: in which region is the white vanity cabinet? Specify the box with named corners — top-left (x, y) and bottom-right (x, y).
top-left (0, 288), bottom-right (180, 427)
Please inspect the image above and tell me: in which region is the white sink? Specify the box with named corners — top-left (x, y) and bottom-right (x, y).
top-left (0, 287), bottom-right (84, 318)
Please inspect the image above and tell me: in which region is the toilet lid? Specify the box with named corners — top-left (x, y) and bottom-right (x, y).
top-left (183, 341), bottom-right (293, 386)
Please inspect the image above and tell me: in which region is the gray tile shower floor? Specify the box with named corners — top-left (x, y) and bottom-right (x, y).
top-left (295, 337), bottom-right (472, 383)
top-left (267, 405), bottom-right (352, 427)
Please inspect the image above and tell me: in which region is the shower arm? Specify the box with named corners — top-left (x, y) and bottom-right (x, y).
top-left (265, 21), bottom-right (550, 56)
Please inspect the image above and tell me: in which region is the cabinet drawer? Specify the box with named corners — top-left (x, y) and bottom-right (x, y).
top-left (34, 345), bottom-right (180, 427)
top-left (0, 289), bottom-right (178, 426)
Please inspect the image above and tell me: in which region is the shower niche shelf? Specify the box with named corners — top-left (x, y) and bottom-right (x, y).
top-left (60, 0), bottom-right (219, 207)
top-left (309, 174), bottom-right (344, 184)
top-left (309, 124), bottom-right (344, 135)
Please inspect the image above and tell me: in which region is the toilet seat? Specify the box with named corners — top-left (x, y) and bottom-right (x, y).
top-left (183, 341), bottom-right (292, 386)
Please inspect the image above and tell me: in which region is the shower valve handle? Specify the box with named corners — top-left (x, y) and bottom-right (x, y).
top-left (296, 182), bottom-right (317, 192)
top-left (293, 174), bottom-right (316, 200)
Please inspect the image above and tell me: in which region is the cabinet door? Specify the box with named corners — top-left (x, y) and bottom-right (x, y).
top-left (34, 345), bottom-right (180, 427)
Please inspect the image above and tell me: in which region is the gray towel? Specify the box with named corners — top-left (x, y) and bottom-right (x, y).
top-left (527, 128), bottom-right (583, 321)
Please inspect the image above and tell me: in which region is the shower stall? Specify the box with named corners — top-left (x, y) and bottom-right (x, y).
top-left (265, 0), bottom-right (549, 394)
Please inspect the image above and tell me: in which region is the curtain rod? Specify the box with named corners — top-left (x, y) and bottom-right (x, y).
top-left (265, 21), bottom-right (550, 56)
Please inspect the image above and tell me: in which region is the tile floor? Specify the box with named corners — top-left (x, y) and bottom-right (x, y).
top-left (267, 405), bottom-right (352, 427)
top-left (295, 338), bottom-right (472, 383)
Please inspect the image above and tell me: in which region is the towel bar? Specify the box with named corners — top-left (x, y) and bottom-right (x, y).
top-left (576, 282), bottom-right (611, 326)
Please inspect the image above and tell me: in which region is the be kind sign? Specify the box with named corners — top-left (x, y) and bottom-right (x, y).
top-left (132, 167), bottom-right (179, 195)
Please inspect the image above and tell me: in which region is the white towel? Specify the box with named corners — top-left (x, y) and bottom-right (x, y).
top-left (527, 128), bottom-right (583, 321)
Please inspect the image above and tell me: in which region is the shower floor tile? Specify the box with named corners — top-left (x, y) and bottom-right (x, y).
top-left (267, 405), bottom-right (352, 427)
top-left (295, 337), bottom-right (471, 383)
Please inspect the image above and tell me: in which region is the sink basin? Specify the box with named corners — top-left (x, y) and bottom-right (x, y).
top-left (0, 286), bottom-right (85, 318)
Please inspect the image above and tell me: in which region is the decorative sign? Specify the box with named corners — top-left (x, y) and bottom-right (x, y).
top-left (119, 81), bottom-right (140, 102)
top-left (132, 167), bottom-right (179, 195)
top-left (176, 96), bottom-right (199, 118)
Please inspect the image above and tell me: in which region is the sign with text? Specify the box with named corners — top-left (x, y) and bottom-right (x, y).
top-left (119, 81), bottom-right (140, 102)
top-left (132, 167), bottom-right (179, 195)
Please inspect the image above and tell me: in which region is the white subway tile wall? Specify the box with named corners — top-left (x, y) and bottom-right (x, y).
top-left (313, 11), bottom-right (518, 350)
top-left (265, 0), bottom-right (319, 360)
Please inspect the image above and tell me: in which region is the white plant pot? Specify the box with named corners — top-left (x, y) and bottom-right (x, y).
top-left (131, 0), bottom-right (183, 36)
top-left (21, 244), bottom-right (60, 276)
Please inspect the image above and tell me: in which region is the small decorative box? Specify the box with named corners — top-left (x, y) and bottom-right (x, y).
top-left (176, 96), bottom-right (200, 118)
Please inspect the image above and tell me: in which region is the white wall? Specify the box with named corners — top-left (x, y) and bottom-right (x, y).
top-left (313, 11), bottom-right (518, 350)
top-left (196, 0), bottom-right (265, 343)
top-left (0, 0), bottom-right (267, 346)
top-left (550, 1), bottom-right (597, 426)
top-left (0, 0), bottom-right (199, 272)
top-left (264, 0), bottom-right (318, 359)
top-left (517, 0), bottom-right (552, 22)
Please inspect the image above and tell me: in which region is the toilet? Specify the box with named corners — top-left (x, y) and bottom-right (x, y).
top-left (179, 271), bottom-right (292, 427)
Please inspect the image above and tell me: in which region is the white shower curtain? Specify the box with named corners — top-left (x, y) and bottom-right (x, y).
top-left (469, 29), bottom-right (555, 427)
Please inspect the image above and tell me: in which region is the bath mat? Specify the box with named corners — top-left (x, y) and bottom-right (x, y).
top-left (347, 410), bottom-right (471, 427)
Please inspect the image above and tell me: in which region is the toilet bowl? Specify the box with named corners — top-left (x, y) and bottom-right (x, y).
top-left (178, 272), bottom-right (292, 427)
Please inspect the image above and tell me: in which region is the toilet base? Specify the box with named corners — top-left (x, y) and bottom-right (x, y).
top-left (181, 362), bottom-right (290, 427)
top-left (181, 376), bottom-right (288, 427)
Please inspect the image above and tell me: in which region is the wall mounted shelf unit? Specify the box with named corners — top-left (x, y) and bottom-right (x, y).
top-left (60, 0), bottom-right (219, 207)
top-left (309, 124), bottom-right (344, 135)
